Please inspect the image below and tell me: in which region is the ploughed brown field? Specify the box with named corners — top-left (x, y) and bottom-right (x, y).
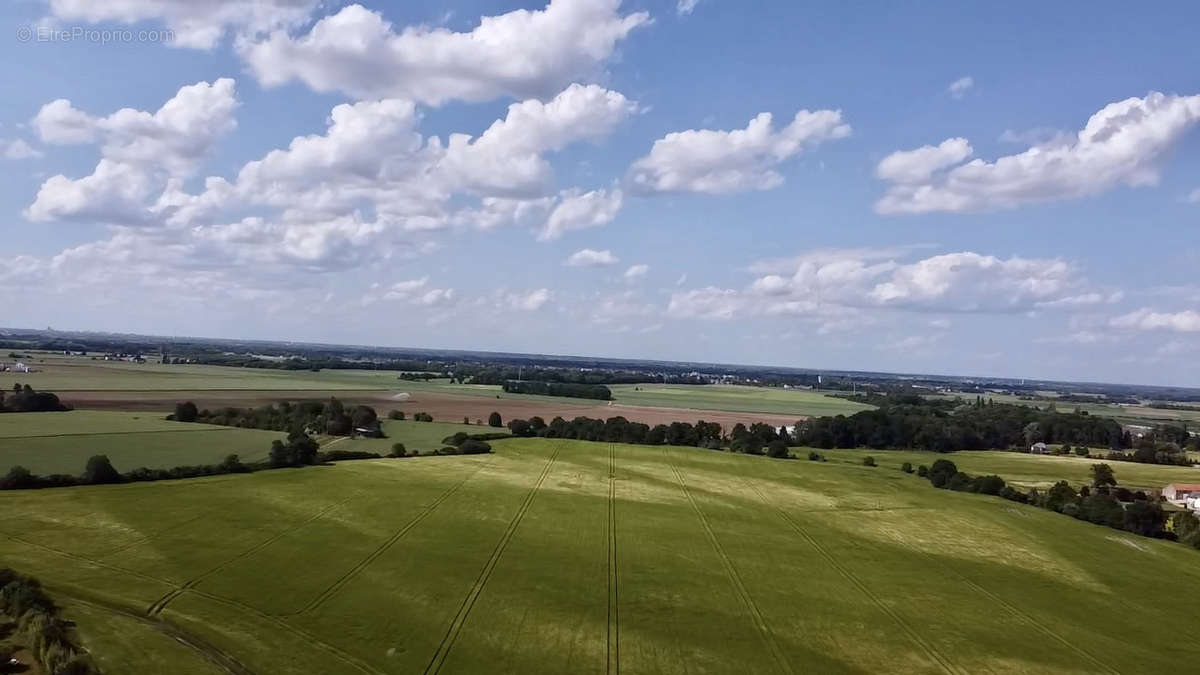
top-left (55, 389), bottom-right (803, 430)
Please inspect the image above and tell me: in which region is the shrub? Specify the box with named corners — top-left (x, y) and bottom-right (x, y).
top-left (390, 442), bottom-right (408, 458)
top-left (972, 474), bottom-right (1006, 496)
top-left (387, 410), bottom-right (405, 420)
top-left (917, 464), bottom-right (928, 477)
top-left (413, 412), bottom-right (433, 422)
top-left (173, 401), bottom-right (198, 422)
top-left (81, 455), bottom-right (122, 485)
top-left (766, 440), bottom-right (790, 458)
top-left (862, 456), bottom-right (876, 467)
top-left (927, 459), bottom-right (958, 488)
top-left (807, 450), bottom-right (823, 461)
top-left (463, 417), bottom-right (470, 425)
top-left (320, 450), bottom-right (382, 462)
top-left (900, 461), bottom-right (913, 473)
top-left (488, 411), bottom-right (503, 428)
top-left (1074, 446), bottom-right (1089, 457)
top-left (459, 439), bottom-right (493, 455)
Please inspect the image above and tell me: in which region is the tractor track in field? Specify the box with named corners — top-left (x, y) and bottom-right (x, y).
top-left (662, 448), bottom-right (793, 675)
top-left (286, 456), bottom-right (494, 617)
top-left (98, 512), bottom-right (212, 561)
top-left (739, 479), bottom-right (963, 675)
top-left (922, 555), bottom-right (1119, 674)
top-left (423, 444), bottom-right (563, 675)
top-left (45, 586), bottom-right (255, 675)
top-left (4, 516), bottom-right (384, 675)
top-left (146, 490), bottom-right (364, 616)
top-left (606, 443), bottom-right (620, 675)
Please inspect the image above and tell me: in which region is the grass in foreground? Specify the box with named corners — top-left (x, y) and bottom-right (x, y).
top-left (3, 439), bottom-right (1199, 673)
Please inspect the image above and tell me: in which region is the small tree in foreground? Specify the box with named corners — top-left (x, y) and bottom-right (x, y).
top-left (82, 455), bottom-right (121, 485)
top-left (488, 411), bottom-right (503, 428)
top-left (901, 461), bottom-right (913, 474)
top-left (1091, 463), bottom-right (1117, 488)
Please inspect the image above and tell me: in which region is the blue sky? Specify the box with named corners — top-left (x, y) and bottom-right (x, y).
top-left (2, 1), bottom-right (1199, 385)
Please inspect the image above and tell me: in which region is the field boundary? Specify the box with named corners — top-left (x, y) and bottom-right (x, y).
top-left (662, 447), bottom-right (793, 675)
top-left (607, 443), bottom-right (620, 675)
top-left (739, 478), bottom-right (962, 675)
top-left (287, 456), bottom-right (494, 616)
top-left (147, 489), bottom-right (364, 616)
top-left (0, 427), bottom-right (258, 440)
top-left (423, 444), bottom-right (563, 675)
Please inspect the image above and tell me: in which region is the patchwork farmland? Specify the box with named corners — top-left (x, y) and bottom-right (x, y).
top-left (4, 438), bottom-right (1200, 674)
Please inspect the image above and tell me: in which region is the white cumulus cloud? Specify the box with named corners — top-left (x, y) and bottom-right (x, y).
top-left (240, 0), bottom-right (650, 105)
top-left (628, 109), bottom-right (850, 194)
top-left (947, 76), bottom-right (974, 99)
top-left (1111, 308), bottom-right (1200, 333)
top-left (876, 91), bottom-right (1200, 214)
top-left (566, 248), bottom-right (619, 267)
top-left (43, 0), bottom-right (320, 49)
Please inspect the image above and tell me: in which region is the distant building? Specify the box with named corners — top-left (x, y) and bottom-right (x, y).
top-left (1030, 442), bottom-right (1050, 454)
top-left (1163, 483), bottom-right (1200, 503)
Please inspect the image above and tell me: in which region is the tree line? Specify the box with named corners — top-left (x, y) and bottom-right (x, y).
top-left (916, 459), bottom-right (1194, 548)
top-left (793, 396), bottom-right (1127, 452)
top-left (503, 415), bottom-right (795, 458)
top-left (1, 568), bottom-right (97, 674)
top-left (0, 384), bottom-right (70, 413)
top-left (172, 399), bottom-right (382, 437)
top-left (500, 381), bottom-right (613, 400)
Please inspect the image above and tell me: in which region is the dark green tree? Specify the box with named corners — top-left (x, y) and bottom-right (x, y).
top-left (82, 455), bottom-right (121, 484)
top-left (173, 401), bottom-right (199, 422)
top-left (1090, 463), bottom-right (1117, 488)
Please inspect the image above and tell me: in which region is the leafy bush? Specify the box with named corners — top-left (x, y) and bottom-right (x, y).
top-left (901, 461), bottom-right (913, 473)
top-left (862, 456), bottom-right (876, 467)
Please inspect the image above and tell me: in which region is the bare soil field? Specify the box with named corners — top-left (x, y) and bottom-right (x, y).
top-left (57, 389), bottom-right (802, 430)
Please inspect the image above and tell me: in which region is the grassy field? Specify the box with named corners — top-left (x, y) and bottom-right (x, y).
top-left (821, 449), bottom-right (1200, 491)
top-left (0, 411), bottom-right (284, 475)
top-left (3, 438), bottom-right (1199, 673)
top-left (607, 383), bottom-right (874, 417)
top-left (4, 355), bottom-right (872, 420)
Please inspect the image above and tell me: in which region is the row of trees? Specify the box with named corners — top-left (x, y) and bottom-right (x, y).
top-left (794, 397), bottom-right (1126, 452)
top-left (921, 459), bottom-right (1178, 542)
top-left (173, 399), bottom-right (382, 437)
top-left (502, 415), bottom-right (796, 458)
top-left (500, 381), bottom-right (613, 400)
top-left (0, 569), bottom-right (96, 674)
top-left (0, 384), bottom-right (69, 413)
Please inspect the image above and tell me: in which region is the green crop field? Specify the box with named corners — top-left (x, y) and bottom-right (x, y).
top-left (607, 384), bottom-right (875, 417)
top-left (0, 410), bottom-right (284, 475)
top-left (3, 438), bottom-right (1199, 674)
top-left (820, 449), bottom-right (1200, 491)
